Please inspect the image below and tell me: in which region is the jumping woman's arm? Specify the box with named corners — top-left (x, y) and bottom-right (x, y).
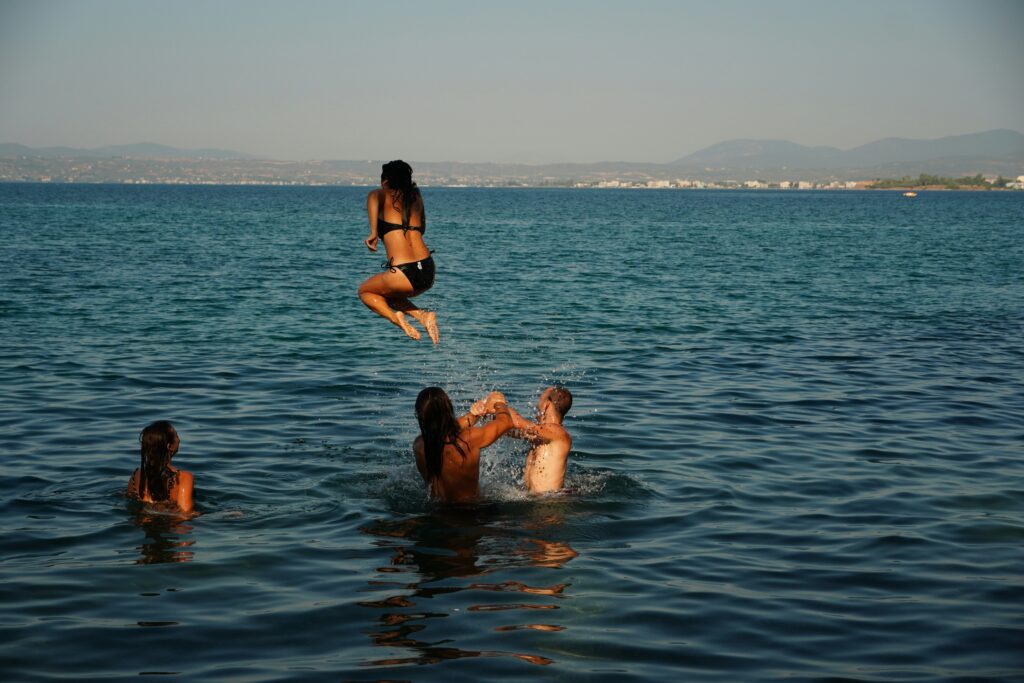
top-left (364, 190), bottom-right (380, 251)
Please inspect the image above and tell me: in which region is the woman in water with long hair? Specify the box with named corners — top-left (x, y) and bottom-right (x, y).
top-left (127, 420), bottom-right (194, 513)
top-left (413, 388), bottom-right (514, 503)
top-left (358, 160), bottom-right (440, 343)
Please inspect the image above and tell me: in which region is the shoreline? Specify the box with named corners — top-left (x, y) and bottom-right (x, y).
top-left (0, 180), bottom-right (1019, 192)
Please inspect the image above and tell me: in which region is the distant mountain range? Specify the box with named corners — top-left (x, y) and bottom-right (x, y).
top-left (0, 142), bottom-right (253, 160)
top-left (672, 129), bottom-right (1024, 171)
top-left (2, 131), bottom-right (1022, 183)
top-left (4, 130), bottom-right (1023, 169)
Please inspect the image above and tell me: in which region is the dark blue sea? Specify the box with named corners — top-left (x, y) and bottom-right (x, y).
top-left (1, 184), bottom-right (1023, 681)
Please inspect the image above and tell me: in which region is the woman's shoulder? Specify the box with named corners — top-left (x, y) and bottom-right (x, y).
top-left (451, 429), bottom-right (483, 454)
top-left (176, 469), bottom-right (195, 488)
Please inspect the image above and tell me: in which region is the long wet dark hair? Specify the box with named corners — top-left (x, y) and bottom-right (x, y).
top-left (415, 387), bottom-right (466, 480)
top-left (139, 420), bottom-right (178, 501)
top-left (381, 160), bottom-right (425, 229)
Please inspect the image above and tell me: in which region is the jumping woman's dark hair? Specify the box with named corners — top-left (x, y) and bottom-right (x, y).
top-left (381, 159), bottom-right (425, 229)
top-left (139, 420), bottom-right (178, 501)
top-left (415, 387), bottom-right (466, 480)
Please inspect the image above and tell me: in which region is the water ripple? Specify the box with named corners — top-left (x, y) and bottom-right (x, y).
top-left (0, 186), bottom-right (1022, 680)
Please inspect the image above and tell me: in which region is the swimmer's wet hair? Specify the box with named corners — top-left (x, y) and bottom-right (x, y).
top-left (548, 386), bottom-right (572, 419)
top-left (381, 160), bottom-right (424, 229)
top-left (415, 387), bottom-right (467, 480)
top-left (139, 420), bottom-right (178, 502)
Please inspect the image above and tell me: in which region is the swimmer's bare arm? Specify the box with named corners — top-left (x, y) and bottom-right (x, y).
top-left (176, 470), bottom-right (194, 514)
top-left (412, 436), bottom-right (428, 479)
top-left (457, 398), bottom-right (489, 430)
top-left (364, 189), bottom-right (380, 251)
top-left (465, 401), bottom-right (514, 450)
top-left (505, 407), bottom-right (554, 444)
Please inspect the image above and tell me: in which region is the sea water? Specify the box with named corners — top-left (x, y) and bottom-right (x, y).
top-left (1, 184), bottom-right (1022, 681)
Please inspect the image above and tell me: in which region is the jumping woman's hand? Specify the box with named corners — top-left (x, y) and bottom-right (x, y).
top-left (364, 234), bottom-right (378, 252)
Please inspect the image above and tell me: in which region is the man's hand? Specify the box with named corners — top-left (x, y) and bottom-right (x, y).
top-left (484, 391), bottom-right (506, 412)
top-left (470, 399), bottom-right (488, 417)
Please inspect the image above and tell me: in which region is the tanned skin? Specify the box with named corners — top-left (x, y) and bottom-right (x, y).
top-left (127, 430), bottom-right (194, 513)
top-left (413, 391), bottom-right (513, 503)
top-left (358, 181), bottom-right (439, 343)
top-left (506, 387), bottom-right (573, 494)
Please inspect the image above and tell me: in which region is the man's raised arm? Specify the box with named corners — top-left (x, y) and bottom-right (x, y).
top-left (505, 406), bottom-right (552, 444)
top-left (457, 391), bottom-right (507, 430)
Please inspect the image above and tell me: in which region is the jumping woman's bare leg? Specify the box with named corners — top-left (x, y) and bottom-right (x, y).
top-left (391, 299), bottom-right (440, 344)
top-left (358, 274), bottom-right (421, 341)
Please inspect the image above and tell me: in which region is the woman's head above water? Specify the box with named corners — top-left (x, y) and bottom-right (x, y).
top-left (138, 420), bottom-right (179, 501)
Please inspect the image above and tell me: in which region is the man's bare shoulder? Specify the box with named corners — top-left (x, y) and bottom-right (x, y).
top-left (541, 423), bottom-right (571, 443)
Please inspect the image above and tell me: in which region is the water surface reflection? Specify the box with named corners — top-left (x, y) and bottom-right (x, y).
top-left (359, 505), bottom-right (578, 669)
top-left (131, 509), bottom-right (195, 565)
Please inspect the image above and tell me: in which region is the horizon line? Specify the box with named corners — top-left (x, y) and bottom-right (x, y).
top-left (3, 128), bottom-right (1022, 166)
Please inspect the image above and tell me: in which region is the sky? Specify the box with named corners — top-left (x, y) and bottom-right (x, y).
top-left (0, 0), bottom-right (1022, 163)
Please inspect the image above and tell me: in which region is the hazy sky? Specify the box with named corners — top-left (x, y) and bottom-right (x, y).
top-left (1, 0), bottom-right (1022, 163)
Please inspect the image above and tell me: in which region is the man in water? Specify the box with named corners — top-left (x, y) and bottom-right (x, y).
top-left (505, 386), bottom-right (573, 494)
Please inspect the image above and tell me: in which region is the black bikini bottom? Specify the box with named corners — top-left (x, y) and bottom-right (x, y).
top-left (383, 255), bottom-right (435, 293)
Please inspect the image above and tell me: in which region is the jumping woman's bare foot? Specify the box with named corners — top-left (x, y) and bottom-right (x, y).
top-left (421, 311), bottom-right (440, 345)
top-left (394, 312), bottom-right (421, 341)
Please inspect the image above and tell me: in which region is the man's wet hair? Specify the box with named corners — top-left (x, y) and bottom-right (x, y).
top-left (548, 386), bottom-right (572, 419)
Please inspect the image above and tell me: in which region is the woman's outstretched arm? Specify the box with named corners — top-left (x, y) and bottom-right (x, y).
top-left (457, 398), bottom-right (487, 430)
top-left (467, 401), bottom-right (514, 450)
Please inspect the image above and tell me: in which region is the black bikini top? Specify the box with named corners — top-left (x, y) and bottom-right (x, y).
top-left (377, 191), bottom-right (425, 237)
top-left (377, 217), bottom-right (425, 238)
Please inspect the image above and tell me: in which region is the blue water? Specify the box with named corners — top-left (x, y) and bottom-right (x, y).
top-left (1, 184), bottom-right (1023, 681)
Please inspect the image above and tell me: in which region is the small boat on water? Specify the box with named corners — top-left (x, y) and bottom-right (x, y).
top-left (903, 191), bottom-right (918, 197)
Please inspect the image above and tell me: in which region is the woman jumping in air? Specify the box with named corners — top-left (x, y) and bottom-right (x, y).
top-left (358, 160), bottom-right (439, 343)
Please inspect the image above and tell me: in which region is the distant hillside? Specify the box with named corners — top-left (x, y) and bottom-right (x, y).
top-left (676, 139), bottom-right (844, 167)
top-left (673, 130), bottom-right (1024, 170)
top-left (0, 142), bottom-right (253, 159)
top-left (842, 130), bottom-right (1024, 165)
